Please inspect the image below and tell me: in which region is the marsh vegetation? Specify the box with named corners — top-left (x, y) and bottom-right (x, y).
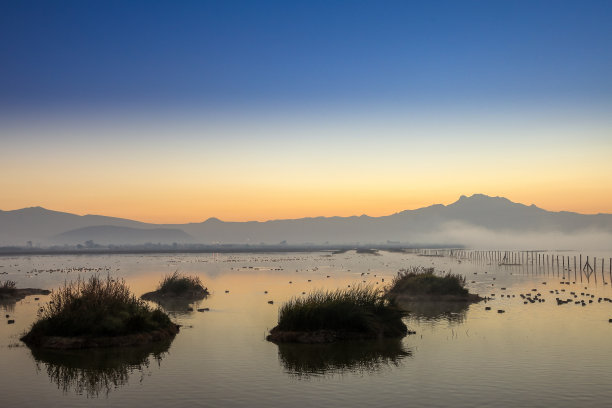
top-left (0, 280), bottom-right (16, 295)
top-left (386, 266), bottom-right (481, 301)
top-left (21, 275), bottom-right (177, 349)
top-left (267, 286), bottom-right (408, 343)
top-left (0, 279), bottom-right (50, 302)
top-left (141, 271), bottom-right (209, 303)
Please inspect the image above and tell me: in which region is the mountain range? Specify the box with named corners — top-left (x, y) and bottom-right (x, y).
top-left (1, 194), bottom-right (611, 249)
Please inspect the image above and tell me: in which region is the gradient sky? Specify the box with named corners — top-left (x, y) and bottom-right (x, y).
top-left (1, 1), bottom-right (611, 223)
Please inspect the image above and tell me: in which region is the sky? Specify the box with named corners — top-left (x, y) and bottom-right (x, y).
top-left (1, 0), bottom-right (611, 223)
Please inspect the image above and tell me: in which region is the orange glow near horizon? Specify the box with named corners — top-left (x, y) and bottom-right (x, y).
top-left (2, 109), bottom-right (611, 223)
top-left (2, 187), bottom-right (612, 224)
top-left (2, 159), bottom-right (612, 223)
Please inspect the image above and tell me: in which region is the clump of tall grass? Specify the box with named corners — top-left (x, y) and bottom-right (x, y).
top-left (21, 276), bottom-right (172, 343)
top-left (141, 272), bottom-right (209, 304)
top-left (156, 271), bottom-right (207, 295)
top-left (274, 286), bottom-right (407, 337)
top-left (387, 266), bottom-right (469, 297)
top-left (0, 280), bottom-right (17, 294)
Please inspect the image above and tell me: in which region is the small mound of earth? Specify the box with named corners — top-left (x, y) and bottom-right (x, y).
top-left (141, 287), bottom-right (209, 302)
top-left (387, 293), bottom-right (483, 302)
top-left (267, 323), bottom-right (410, 344)
top-left (21, 323), bottom-right (180, 350)
top-left (267, 330), bottom-right (379, 344)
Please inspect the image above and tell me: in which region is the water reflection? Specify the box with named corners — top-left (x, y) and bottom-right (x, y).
top-left (146, 297), bottom-right (206, 316)
top-left (397, 300), bottom-right (472, 323)
top-left (0, 300), bottom-right (16, 313)
top-left (276, 339), bottom-right (411, 378)
top-left (31, 340), bottom-right (172, 397)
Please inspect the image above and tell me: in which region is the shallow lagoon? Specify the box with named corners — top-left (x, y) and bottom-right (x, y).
top-left (1, 251), bottom-right (612, 407)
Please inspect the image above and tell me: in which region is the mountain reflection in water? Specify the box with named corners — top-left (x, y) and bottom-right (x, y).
top-left (276, 339), bottom-right (411, 378)
top-left (31, 340), bottom-right (172, 397)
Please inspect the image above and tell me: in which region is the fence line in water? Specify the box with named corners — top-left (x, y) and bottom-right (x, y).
top-left (416, 248), bottom-right (612, 285)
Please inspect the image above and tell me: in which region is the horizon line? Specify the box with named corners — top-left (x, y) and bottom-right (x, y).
top-left (3, 193), bottom-right (610, 225)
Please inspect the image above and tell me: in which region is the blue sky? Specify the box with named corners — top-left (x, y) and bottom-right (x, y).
top-left (1, 0), bottom-right (611, 111)
top-left (1, 1), bottom-right (612, 221)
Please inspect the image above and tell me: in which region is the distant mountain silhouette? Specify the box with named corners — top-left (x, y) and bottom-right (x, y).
top-left (0, 207), bottom-right (148, 246)
top-left (54, 226), bottom-right (194, 245)
top-left (2, 195), bottom-right (611, 248)
top-left (171, 194), bottom-right (612, 246)
top-left (389, 194), bottom-right (612, 233)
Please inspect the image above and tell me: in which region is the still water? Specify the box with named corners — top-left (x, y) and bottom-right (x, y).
top-left (1, 251), bottom-right (612, 407)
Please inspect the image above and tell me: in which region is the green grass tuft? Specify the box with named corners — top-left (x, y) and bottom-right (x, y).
top-left (22, 275), bottom-right (173, 341)
top-left (387, 266), bottom-right (468, 297)
top-left (274, 285), bottom-right (407, 337)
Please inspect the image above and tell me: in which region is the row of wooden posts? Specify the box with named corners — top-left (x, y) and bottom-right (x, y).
top-left (417, 248), bottom-right (612, 284)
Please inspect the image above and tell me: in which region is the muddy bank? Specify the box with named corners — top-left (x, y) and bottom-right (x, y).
top-left (21, 323), bottom-right (180, 349)
top-left (388, 293), bottom-right (483, 303)
top-left (141, 287), bottom-right (209, 303)
top-left (267, 324), bottom-right (411, 344)
top-left (268, 329), bottom-right (380, 344)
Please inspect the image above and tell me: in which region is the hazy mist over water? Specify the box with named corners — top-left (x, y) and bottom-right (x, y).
top-left (418, 223), bottom-right (612, 251)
